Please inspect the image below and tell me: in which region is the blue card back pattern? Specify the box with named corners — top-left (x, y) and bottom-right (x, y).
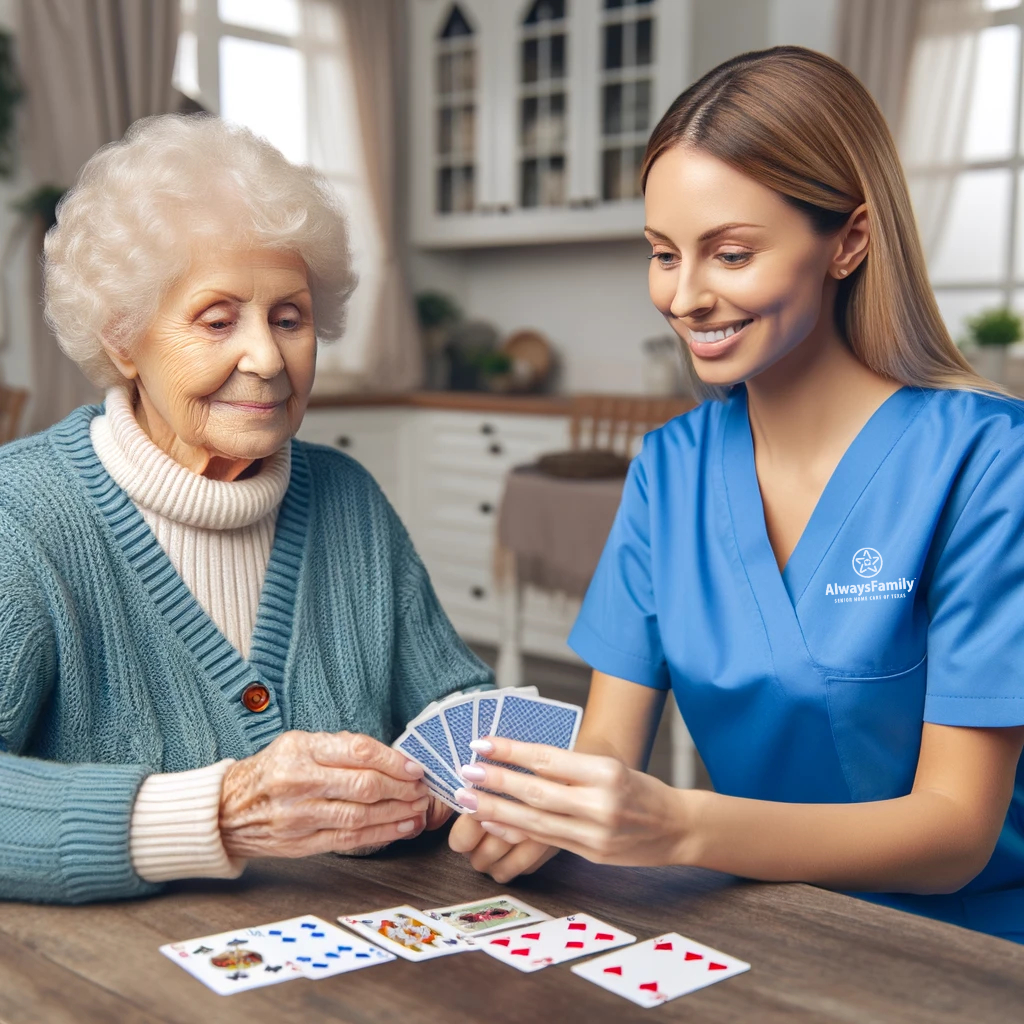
top-left (444, 700), bottom-right (475, 768)
top-left (415, 713), bottom-right (457, 771)
top-left (396, 731), bottom-right (462, 793)
top-left (474, 694), bottom-right (500, 741)
top-left (494, 695), bottom-right (580, 749)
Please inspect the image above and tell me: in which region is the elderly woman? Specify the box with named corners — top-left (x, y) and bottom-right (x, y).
top-left (0, 114), bottom-right (491, 904)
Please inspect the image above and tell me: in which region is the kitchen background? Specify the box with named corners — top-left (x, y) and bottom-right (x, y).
top-left (1, 0), bottom-right (1022, 784)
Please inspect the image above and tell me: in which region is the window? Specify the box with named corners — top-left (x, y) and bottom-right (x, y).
top-left (900, 0), bottom-right (1024, 342)
top-left (435, 4), bottom-right (477, 214)
top-left (600, 0), bottom-right (656, 202)
top-left (519, 0), bottom-right (569, 208)
top-left (173, 0), bottom-right (379, 378)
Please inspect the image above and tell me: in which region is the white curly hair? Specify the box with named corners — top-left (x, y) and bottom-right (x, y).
top-left (43, 113), bottom-right (357, 387)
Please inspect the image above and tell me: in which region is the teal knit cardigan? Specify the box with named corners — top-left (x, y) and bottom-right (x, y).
top-left (0, 404), bottom-right (493, 904)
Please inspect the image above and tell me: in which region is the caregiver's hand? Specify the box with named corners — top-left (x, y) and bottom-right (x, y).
top-left (453, 737), bottom-right (689, 868)
top-left (448, 813), bottom-right (557, 883)
top-left (219, 731), bottom-right (431, 858)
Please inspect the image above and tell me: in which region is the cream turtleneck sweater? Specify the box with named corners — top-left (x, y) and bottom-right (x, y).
top-left (90, 387), bottom-right (291, 883)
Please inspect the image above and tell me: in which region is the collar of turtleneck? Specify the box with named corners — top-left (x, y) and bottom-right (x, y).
top-left (89, 386), bottom-right (291, 532)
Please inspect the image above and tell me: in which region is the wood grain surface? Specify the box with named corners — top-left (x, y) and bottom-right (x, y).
top-left (1, 828), bottom-right (1022, 1024)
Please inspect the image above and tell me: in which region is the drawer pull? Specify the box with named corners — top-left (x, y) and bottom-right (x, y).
top-left (335, 435), bottom-right (352, 449)
top-left (478, 502), bottom-right (494, 515)
top-left (488, 442), bottom-right (504, 456)
top-left (470, 586), bottom-right (486, 600)
top-left (480, 423), bottom-right (496, 436)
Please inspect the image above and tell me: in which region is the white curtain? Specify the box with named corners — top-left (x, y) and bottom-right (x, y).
top-left (853, 0), bottom-right (993, 264)
top-left (19, 0), bottom-right (181, 431)
top-left (303, 0), bottom-right (423, 392)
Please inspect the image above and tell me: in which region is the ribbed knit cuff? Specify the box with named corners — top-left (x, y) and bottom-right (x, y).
top-left (129, 759), bottom-right (246, 883)
top-left (58, 762), bottom-right (161, 903)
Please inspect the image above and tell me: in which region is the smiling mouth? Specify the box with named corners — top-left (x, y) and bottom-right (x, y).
top-left (687, 319), bottom-right (754, 344)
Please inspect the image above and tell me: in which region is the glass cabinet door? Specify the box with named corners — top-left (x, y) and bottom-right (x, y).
top-left (435, 4), bottom-right (478, 214)
top-left (518, 0), bottom-right (570, 209)
top-left (599, 0), bottom-right (657, 202)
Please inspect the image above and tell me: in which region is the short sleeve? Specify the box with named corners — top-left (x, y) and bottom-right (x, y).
top-left (925, 444), bottom-right (1024, 727)
top-left (568, 444), bottom-right (669, 689)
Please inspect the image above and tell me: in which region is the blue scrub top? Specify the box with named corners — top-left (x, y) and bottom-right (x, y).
top-left (569, 385), bottom-right (1024, 943)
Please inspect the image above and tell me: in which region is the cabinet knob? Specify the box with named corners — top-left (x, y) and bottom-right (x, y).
top-left (480, 423), bottom-right (496, 436)
top-left (488, 442), bottom-right (504, 456)
top-left (478, 502), bottom-right (494, 515)
top-left (335, 435), bottom-right (352, 449)
top-left (470, 585), bottom-right (486, 600)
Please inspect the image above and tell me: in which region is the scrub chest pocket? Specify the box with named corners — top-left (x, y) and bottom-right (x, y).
top-left (825, 655), bottom-right (927, 803)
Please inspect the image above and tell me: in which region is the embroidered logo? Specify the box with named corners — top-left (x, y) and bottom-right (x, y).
top-left (851, 547), bottom-right (883, 578)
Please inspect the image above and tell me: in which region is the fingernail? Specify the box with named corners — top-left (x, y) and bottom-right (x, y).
top-left (397, 819), bottom-right (416, 833)
top-left (469, 738), bottom-right (493, 754)
top-left (405, 760), bottom-right (424, 777)
top-left (459, 764), bottom-right (486, 782)
top-left (480, 821), bottom-right (506, 838)
top-left (413, 797), bottom-right (430, 812)
top-left (455, 788), bottom-right (479, 811)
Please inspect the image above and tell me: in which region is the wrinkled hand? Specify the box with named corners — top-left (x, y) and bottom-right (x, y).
top-left (219, 731), bottom-right (430, 859)
top-left (451, 738), bottom-right (690, 868)
top-left (448, 812), bottom-right (556, 883)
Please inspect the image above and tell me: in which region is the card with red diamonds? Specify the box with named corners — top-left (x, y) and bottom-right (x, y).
top-left (571, 932), bottom-right (750, 1007)
top-left (480, 912), bottom-right (635, 973)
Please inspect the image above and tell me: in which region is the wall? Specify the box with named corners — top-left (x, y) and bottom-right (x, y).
top-left (409, 0), bottom-right (841, 394)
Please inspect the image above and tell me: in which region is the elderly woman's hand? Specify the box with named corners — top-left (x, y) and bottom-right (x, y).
top-left (219, 731), bottom-right (431, 858)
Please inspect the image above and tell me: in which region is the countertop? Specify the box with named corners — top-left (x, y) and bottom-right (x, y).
top-left (306, 391), bottom-right (577, 415)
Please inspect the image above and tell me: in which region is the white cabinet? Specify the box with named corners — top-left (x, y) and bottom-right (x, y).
top-left (409, 0), bottom-right (692, 248)
top-left (296, 408), bottom-right (411, 513)
top-left (298, 405), bottom-right (582, 661)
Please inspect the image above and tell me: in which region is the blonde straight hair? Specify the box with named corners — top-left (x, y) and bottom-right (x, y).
top-left (641, 45), bottom-right (1008, 401)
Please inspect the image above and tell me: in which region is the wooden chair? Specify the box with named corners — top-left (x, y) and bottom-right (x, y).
top-left (497, 393), bottom-right (698, 787)
top-left (568, 394), bottom-right (694, 455)
top-left (0, 384), bottom-right (28, 445)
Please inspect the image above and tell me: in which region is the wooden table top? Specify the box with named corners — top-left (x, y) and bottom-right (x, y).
top-left (2, 829), bottom-right (1022, 1024)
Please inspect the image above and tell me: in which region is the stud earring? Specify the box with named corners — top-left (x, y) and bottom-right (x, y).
top-left (838, 268), bottom-right (849, 277)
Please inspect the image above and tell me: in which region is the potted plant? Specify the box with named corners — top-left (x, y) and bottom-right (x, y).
top-left (964, 307), bottom-right (1021, 385)
top-left (416, 291), bottom-right (462, 390)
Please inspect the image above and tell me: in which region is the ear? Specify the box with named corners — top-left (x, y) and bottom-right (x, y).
top-left (97, 332), bottom-right (139, 381)
top-left (832, 203), bottom-right (869, 277)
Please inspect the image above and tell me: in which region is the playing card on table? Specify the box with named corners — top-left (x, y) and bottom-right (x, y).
top-left (424, 895), bottom-right (551, 938)
top-left (481, 912), bottom-right (635, 973)
top-left (254, 916), bottom-right (395, 979)
top-left (161, 926), bottom-right (305, 995)
top-left (571, 932), bottom-right (750, 1007)
top-left (340, 905), bottom-right (474, 962)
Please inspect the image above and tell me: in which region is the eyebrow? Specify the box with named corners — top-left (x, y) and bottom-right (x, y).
top-left (644, 222), bottom-right (765, 243)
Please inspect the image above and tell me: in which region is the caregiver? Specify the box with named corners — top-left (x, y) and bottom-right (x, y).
top-left (0, 114), bottom-right (490, 904)
top-left (449, 46), bottom-right (1024, 944)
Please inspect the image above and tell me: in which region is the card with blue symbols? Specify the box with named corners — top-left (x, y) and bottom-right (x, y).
top-left (160, 915), bottom-right (394, 994)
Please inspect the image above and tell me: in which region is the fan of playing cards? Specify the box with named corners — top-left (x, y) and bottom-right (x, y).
top-left (391, 686), bottom-right (583, 810)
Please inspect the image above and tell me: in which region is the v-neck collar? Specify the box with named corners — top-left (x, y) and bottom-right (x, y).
top-left (53, 405), bottom-right (311, 749)
top-left (721, 385), bottom-right (931, 627)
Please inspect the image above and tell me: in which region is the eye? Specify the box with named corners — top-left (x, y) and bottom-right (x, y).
top-left (648, 250), bottom-right (680, 268)
top-left (717, 251), bottom-right (752, 266)
top-left (272, 304), bottom-right (303, 330)
top-left (204, 317), bottom-right (234, 331)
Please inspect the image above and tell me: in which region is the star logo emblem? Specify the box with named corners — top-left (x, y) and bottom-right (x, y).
top-left (852, 547), bottom-right (883, 578)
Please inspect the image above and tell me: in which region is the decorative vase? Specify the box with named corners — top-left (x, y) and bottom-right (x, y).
top-left (968, 346), bottom-right (1009, 385)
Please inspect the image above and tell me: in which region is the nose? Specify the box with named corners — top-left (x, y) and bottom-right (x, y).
top-left (669, 260), bottom-right (714, 322)
top-left (234, 317), bottom-right (286, 379)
